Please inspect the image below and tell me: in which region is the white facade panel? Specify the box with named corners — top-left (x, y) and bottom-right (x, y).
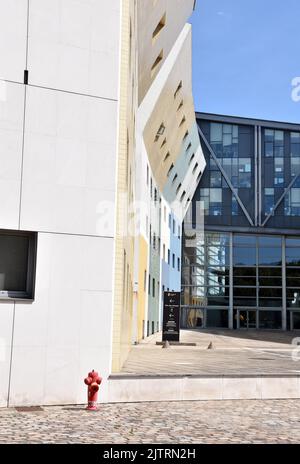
top-left (8, 232), bottom-right (114, 406)
top-left (28, 0), bottom-right (120, 99)
top-left (20, 86), bottom-right (117, 236)
top-left (0, 0), bottom-right (27, 82)
top-left (0, 303), bottom-right (14, 407)
top-left (0, 81), bottom-right (24, 229)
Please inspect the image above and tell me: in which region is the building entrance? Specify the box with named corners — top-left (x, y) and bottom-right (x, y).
top-left (237, 310), bottom-right (257, 329)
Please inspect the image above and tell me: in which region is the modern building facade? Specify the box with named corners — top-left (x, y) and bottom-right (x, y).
top-left (0, 0), bottom-right (204, 406)
top-left (182, 113), bottom-right (300, 332)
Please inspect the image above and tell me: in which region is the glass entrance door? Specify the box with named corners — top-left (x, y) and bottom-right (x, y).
top-left (237, 310), bottom-right (257, 329)
top-left (291, 311), bottom-right (300, 330)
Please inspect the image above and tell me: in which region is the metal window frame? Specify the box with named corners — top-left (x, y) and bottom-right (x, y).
top-left (197, 123), bottom-right (254, 226)
top-left (262, 172), bottom-right (300, 226)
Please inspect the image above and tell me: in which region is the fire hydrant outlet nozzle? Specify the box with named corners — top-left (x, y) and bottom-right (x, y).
top-left (84, 370), bottom-right (102, 411)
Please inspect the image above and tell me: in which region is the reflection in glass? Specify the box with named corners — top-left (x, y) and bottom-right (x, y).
top-left (234, 235), bottom-right (256, 246)
top-left (286, 248), bottom-right (300, 266)
top-left (258, 236), bottom-right (281, 247)
top-left (233, 248), bottom-right (256, 266)
top-left (181, 308), bottom-right (204, 329)
top-left (259, 247), bottom-right (282, 266)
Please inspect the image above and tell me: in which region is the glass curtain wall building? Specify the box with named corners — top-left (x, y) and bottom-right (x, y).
top-left (182, 113), bottom-right (300, 331)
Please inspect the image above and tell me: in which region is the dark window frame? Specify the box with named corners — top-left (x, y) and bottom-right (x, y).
top-left (0, 229), bottom-right (37, 300)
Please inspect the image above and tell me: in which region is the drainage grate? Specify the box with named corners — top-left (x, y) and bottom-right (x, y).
top-left (15, 406), bottom-right (44, 413)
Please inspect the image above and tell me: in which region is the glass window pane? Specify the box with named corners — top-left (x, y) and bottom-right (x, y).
top-left (210, 171), bottom-right (222, 187)
top-left (210, 189), bottom-right (222, 202)
top-left (207, 286), bottom-right (229, 297)
top-left (286, 277), bottom-right (300, 287)
top-left (265, 129), bottom-right (274, 142)
top-left (259, 288), bottom-right (282, 298)
top-left (286, 248), bottom-right (300, 266)
top-left (259, 268), bottom-right (282, 277)
top-left (210, 123), bottom-right (222, 142)
top-left (207, 296), bottom-right (229, 306)
top-left (239, 159), bottom-right (251, 173)
top-left (265, 142), bottom-right (273, 157)
top-left (239, 172), bottom-right (251, 188)
top-left (206, 310), bottom-right (229, 327)
top-left (265, 188), bottom-right (274, 195)
top-left (234, 277), bottom-right (256, 286)
top-left (259, 277), bottom-right (282, 287)
top-left (258, 236), bottom-right (281, 247)
top-left (0, 235), bottom-right (29, 292)
top-left (233, 267), bottom-right (256, 277)
top-left (223, 134), bottom-right (232, 147)
top-left (233, 248), bottom-right (256, 266)
top-left (223, 125), bottom-right (232, 135)
top-left (234, 235), bottom-right (256, 246)
top-left (234, 287), bottom-right (256, 297)
top-left (232, 125), bottom-right (238, 138)
top-left (208, 246), bottom-right (229, 266)
top-left (291, 158), bottom-right (300, 177)
top-left (275, 130), bottom-right (284, 143)
top-left (286, 238), bottom-right (300, 247)
top-left (233, 297), bottom-right (257, 307)
top-left (206, 233), bottom-right (230, 246)
top-left (274, 146), bottom-right (284, 157)
top-left (232, 195), bottom-right (239, 216)
top-left (274, 158), bottom-right (284, 170)
top-left (259, 311), bottom-right (282, 328)
top-left (259, 247), bottom-right (282, 266)
top-left (291, 188), bottom-right (300, 205)
top-left (291, 144), bottom-right (300, 158)
top-left (291, 132), bottom-right (300, 143)
top-left (210, 157), bottom-right (218, 170)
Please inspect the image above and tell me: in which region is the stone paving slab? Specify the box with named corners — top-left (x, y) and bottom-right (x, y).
top-left (1, 400), bottom-right (300, 443)
top-left (119, 330), bottom-right (300, 376)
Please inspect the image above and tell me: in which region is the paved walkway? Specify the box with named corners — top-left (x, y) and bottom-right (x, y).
top-left (119, 330), bottom-right (300, 376)
top-left (1, 400), bottom-right (300, 443)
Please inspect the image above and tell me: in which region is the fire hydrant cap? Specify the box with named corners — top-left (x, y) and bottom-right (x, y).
top-left (84, 376), bottom-right (92, 385)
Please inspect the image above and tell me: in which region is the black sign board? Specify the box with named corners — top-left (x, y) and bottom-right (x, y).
top-left (162, 291), bottom-right (181, 342)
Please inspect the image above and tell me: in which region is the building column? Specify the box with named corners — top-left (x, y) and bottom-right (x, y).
top-left (229, 232), bottom-right (233, 329)
top-left (282, 236), bottom-right (287, 330)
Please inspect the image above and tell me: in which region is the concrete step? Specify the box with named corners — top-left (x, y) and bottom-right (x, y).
top-left (107, 374), bottom-right (300, 403)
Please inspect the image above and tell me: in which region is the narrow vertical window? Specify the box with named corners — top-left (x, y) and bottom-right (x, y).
top-left (152, 13), bottom-right (166, 42)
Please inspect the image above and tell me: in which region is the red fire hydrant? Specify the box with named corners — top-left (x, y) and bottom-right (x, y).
top-left (84, 370), bottom-right (102, 411)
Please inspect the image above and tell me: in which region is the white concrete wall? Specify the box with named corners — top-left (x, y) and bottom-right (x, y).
top-left (0, 0), bottom-right (120, 406)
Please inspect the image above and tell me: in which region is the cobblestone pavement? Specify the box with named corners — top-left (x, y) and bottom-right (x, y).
top-left (120, 330), bottom-right (300, 376)
top-left (1, 400), bottom-right (300, 444)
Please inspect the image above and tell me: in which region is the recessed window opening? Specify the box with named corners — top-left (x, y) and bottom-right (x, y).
top-left (172, 174), bottom-right (178, 184)
top-left (151, 50), bottom-right (163, 77)
top-left (163, 152), bottom-right (170, 163)
top-left (167, 163), bottom-right (174, 177)
top-left (0, 230), bottom-right (37, 300)
top-left (152, 13), bottom-right (166, 41)
top-left (179, 116), bottom-right (186, 127)
top-left (174, 81), bottom-right (183, 99)
top-left (176, 183), bottom-right (182, 195)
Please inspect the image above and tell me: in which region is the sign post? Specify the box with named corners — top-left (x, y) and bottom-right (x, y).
top-left (162, 291), bottom-right (181, 342)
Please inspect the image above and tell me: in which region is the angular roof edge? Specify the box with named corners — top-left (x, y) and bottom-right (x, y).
top-left (196, 112), bottom-right (300, 131)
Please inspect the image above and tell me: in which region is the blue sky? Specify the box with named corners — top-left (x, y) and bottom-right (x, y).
top-left (190, 0), bottom-right (300, 123)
